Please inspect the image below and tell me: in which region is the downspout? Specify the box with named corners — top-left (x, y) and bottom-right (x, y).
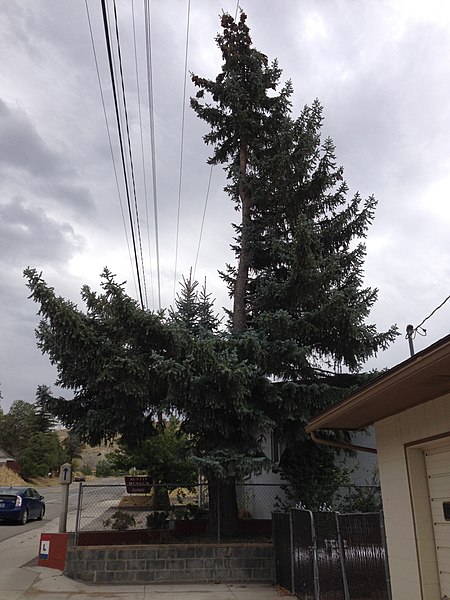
top-left (309, 431), bottom-right (377, 454)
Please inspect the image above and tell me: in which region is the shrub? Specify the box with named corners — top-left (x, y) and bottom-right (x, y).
top-left (103, 511), bottom-right (136, 531)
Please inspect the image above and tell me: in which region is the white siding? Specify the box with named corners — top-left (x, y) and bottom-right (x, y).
top-left (425, 447), bottom-right (450, 596)
top-left (376, 392), bottom-right (450, 600)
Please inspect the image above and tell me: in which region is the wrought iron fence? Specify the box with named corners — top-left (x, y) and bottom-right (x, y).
top-left (272, 509), bottom-right (392, 600)
top-left (74, 481), bottom-right (291, 545)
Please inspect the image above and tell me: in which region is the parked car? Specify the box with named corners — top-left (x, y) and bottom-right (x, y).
top-left (73, 475), bottom-right (85, 482)
top-left (0, 487), bottom-right (45, 525)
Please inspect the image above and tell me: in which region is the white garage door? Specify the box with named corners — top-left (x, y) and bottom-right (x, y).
top-left (425, 445), bottom-right (450, 596)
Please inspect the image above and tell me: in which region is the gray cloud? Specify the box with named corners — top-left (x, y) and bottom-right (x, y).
top-left (0, 98), bottom-right (70, 178)
top-left (1, 0), bottom-right (450, 409)
top-left (0, 197), bottom-right (84, 266)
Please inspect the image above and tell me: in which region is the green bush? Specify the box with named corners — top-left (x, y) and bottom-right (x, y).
top-left (95, 459), bottom-right (115, 477)
top-left (103, 511), bottom-right (136, 531)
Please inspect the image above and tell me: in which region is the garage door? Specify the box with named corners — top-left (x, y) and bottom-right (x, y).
top-left (425, 445), bottom-right (450, 596)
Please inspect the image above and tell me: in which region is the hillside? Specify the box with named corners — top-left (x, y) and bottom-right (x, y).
top-left (56, 429), bottom-right (119, 470)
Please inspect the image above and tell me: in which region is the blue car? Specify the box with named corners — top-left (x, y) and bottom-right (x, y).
top-left (0, 486), bottom-right (45, 525)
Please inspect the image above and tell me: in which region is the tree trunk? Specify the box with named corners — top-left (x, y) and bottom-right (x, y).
top-left (207, 477), bottom-right (240, 539)
top-left (232, 142), bottom-right (251, 333)
top-left (151, 483), bottom-right (170, 511)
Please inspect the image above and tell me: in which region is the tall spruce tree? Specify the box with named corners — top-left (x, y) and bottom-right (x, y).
top-left (191, 12), bottom-right (397, 505)
top-left (191, 12), bottom-right (292, 333)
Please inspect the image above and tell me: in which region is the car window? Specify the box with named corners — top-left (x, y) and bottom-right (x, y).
top-left (24, 489), bottom-right (33, 498)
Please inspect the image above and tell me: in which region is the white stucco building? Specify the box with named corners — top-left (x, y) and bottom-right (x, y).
top-left (306, 333), bottom-right (450, 600)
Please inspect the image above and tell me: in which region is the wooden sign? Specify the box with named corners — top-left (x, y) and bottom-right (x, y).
top-left (125, 476), bottom-right (152, 494)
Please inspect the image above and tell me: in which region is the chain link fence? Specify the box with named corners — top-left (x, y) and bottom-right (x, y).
top-left (272, 509), bottom-right (392, 600)
top-left (74, 482), bottom-right (290, 545)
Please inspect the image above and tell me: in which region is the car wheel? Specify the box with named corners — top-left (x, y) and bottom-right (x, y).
top-left (20, 509), bottom-right (29, 525)
top-left (37, 506), bottom-right (45, 521)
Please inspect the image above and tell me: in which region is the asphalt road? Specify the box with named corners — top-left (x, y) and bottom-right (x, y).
top-left (0, 478), bottom-right (123, 543)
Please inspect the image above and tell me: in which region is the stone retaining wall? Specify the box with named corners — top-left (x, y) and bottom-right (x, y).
top-left (65, 543), bottom-right (275, 584)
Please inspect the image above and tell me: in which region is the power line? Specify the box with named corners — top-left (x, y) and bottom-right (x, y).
top-left (144, 0), bottom-right (162, 310)
top-left (407, 294), bottom-right (450, 339)
top-left (112, 0), bottom-right (148, 309)
top-left (193, 165), bottom-right (214, 280)
top-left (100, 0), bottom-right (145, 309)
top-left (173, 0), bottom-right (192, 300)
top-left (131, 0), bottom-right (155, 309)
top-left (84, 0), bottom-right (139, 299)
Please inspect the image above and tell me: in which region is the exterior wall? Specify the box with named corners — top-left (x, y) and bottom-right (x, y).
top-left (375, 392), bottom-right (450, 600)
top-left (337, 427), bottom-right (378, 485)
top-left (0, 459), bottom-right (20, 473)
top-left (244, 432), bottom-right (290, 518)
top-left (65, 543), bottom-right (275, 584)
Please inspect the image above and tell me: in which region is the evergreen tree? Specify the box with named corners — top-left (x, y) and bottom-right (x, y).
top-left (23, 11), bottom-right (398, 521)
top-left (191, 12), bottom-right (398, 506)
top-left (191, 12), bottom-right (292, 333)
top-left (24, 267), bottom-right (272, 535)
top-left (168, 271), bottom-right (220, 335)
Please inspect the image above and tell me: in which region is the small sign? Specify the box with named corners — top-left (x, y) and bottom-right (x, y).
top-left (40, 540), bottom-right (50, 560)
top-left (125, 476), bottom-right (152, 494)
top-left (59, 463), bottom-right (72, 485)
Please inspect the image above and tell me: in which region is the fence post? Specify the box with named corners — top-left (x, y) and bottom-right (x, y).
top-left (217, 481), bottom-right (221, 543)
top-left (74, 482), bottom-right (84, 545)
top-left (380, 511), bottom-right (393, 600)
top-left (336, 513), bottom-right (350, 600)
top-left (310, 511), bottom-right (320, 600)
top-left (289, 510), bottom-right (295, 594)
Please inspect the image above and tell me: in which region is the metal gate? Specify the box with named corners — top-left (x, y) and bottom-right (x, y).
top-left (272, 509), bottom-right (392, 600)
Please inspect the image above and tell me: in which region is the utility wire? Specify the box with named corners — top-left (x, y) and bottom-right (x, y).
top-left (112, 0), bottom-right (148, 309)
top-left (234, 0), bottom-right (240, 20)
top-left (407, 294), bottom-right (450, 339)
top-left (144, 0), bottom-right (162, 310)
top-left (193, 165), bottom-right (213, 280)
top-left (100, 0), bottom-right (145, 309)
top-left (84, 0), bottom-right (139, 299)
top-left (173, 0), bottom-right (192, 300)
top-left (131, 0), bottom-right (155, 309)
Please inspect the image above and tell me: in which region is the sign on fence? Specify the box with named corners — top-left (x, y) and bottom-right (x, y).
top-left (125, 476), bottom-right (152, 494)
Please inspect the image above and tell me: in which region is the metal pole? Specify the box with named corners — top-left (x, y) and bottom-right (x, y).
top-left (380, 512), bottom-right (393, 600)
top-left (74, 482), bottom-right (84, 544)
top-left (310, 511), bottom-right (320, 600)
top-left (217, 482), bottom-right (221, 543)
top-left (59, 484), bottom-right (70, 533)
top-left (406, 324), bottom-right (415, 357)
top-left (336, 513), bottom-right (350, 600)
top-left (289, 510), bottom-right (295, 595)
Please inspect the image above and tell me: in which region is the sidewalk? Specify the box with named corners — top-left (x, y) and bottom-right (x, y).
top-left (24, 568), bottom-right (289, 599)
top-left (0, 514), bottom-right (290, 600)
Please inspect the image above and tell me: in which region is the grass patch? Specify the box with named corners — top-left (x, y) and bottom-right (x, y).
top-left (0, 466), bottom-right (26, 486)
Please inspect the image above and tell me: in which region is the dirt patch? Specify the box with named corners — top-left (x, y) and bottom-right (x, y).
top-left (118, 495), bottom-right (153, 508)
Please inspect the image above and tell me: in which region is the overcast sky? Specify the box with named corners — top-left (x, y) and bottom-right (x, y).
top-left (1, 0), bottom-right (450, 412)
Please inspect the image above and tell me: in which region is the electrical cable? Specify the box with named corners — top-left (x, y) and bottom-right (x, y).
top-left (234, 0), bottom-right (240, 20)
top-left (193, 165), bottom-right (214, 280)
top-left (131, 0), bottom-right (155, 310)
top-left (407, 294), bottom-right (450, 339)
top-left (100, 0), bottom-right (145, 309)
top-left (112, 0), bottom-right (148, 309)
top-left (173, 0), bottom-right (192, 300)
top-left (144, 0), bottom-right (162, 310)
top-left (84, 0), bottom-right (139, 299)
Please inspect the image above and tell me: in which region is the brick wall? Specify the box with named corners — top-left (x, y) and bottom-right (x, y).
top-left (65, 543), bottom-right (275, 584)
